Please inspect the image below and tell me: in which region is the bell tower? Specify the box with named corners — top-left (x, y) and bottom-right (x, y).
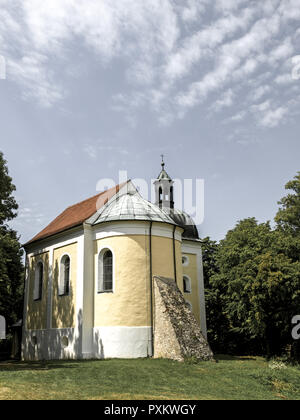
top-left (154, 155), bottom-right (174, 211)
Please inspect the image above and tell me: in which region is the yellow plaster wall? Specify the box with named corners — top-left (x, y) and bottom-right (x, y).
top-left (26, 252), bottom-right (49, 330)
top-left (52, 242), bottom-right (78, 329)
top-left (94, 235), bottom-right (150, 327)
top-left (94, 232), bottom-right (183, 328)
top-left (152, 235), bottom-right (181, 280)
top-left (182, 253), bottom-right (200, 324)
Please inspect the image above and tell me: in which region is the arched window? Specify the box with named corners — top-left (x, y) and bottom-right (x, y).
top-left (183, 275), bottom-right (191, 294)
top-left (170, 186), bottom-right (174, 209)
top-left (34, 262), bottom-right (43, 301)
top-left (98, 249), bottom-right (113, 293)
top-left (159, 186), bottom-right (163, 205)
top-left (59, 255), bottom-right (70, 296)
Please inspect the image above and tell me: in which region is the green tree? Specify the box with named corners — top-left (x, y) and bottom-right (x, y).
top-left (201, 237), bottom-right (219, 289)
top-left (200, 237), bottom-right (229, 352)
top-left (275, 172), bottom-right (300, 235)
top-left (202, 174), bottom-right (300, 357)
top-left (209, 219), bottom-right (275, 354)
top-left (0, 152), bottom-right (24, 330)
top-left (273, 173), bottom-right (300, 266)
top-left (0, 152), bottom-right (18, 226)
top-left (207, 217), bottom-right (300, 356)
top-left (247, 252), bottom-right (300, 355)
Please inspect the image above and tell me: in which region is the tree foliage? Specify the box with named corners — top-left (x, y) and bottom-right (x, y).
top-left (275, 172), bottom-right (300, 235)
top-left (0, 152), bottom-right (24, 330)
top-left (0, 152), bottom-right (18, 226)
top-left (204, 173), bottom-right (300, 358)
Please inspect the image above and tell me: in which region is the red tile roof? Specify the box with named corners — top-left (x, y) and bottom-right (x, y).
top-left (25, 183), bottom-right (125, 246)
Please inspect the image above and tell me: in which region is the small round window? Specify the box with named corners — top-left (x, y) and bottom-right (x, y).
top-left (182, 256), bottom-right (189, 267)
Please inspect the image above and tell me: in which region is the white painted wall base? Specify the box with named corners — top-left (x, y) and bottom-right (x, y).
top-left (22, 328), bottom-right (78, 361)
top-left (93, 326), bottom-right (152, 359)
top-left (22, 326), bottom-right (153, 360)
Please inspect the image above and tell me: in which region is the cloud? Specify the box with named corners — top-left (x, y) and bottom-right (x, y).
top-left (210, 89), bottom-right (235, 112)
top-left (0, 0), bottom-right (180, 106)
top-left (251, 100), bottom-right (289, 128)
top-left (214, 0), bottom-right (249, 13)
top-left (83, 144), bottom-right (98, 160)
top-left (171, 2), bottom-right (300, 127)
top-left (0, 0), bottom-right (299, 129)
top-left (259, 107), bottom-right (289, 128)
top-left (250, 85), bottom-right (271, 102)
top-left (291, 55), bottom-right (300, 80)
top-left (179, 0), bottom-right (207, 23)
top-left (8, 53), bottom-right (64, 107)
top-left (163, 7), bottom-right (255, 84)
top-left (83, 140), bottom-right (130, 160)
top-left (228, 111), bottom-right (246, 122)
top-left (175, 12), bottom-right (282, 109)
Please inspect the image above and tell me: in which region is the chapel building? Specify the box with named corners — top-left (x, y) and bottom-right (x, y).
top-left (22, 162), bottom-right (207, 360)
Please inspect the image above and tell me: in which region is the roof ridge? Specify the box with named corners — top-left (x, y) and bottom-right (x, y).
top-left (24, 181), bottom-right (129, 247)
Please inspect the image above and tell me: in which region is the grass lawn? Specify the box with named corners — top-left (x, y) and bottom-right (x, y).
top-left (0, 355), bottom-right (299, 400)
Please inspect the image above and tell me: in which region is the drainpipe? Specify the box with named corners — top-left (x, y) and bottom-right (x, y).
top-left (149, 221), bottom-right (154, 357)
top-left (172, 225), bottom-right (177, 284)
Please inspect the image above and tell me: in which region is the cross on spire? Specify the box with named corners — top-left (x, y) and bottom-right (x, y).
top-left (161, 154), bottom-right (165, 168)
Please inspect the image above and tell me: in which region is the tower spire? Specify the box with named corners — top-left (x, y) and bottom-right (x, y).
top-left (154, 157), bottom-right (174, 211)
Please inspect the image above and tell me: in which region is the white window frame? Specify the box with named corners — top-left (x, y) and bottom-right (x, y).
top-left (59, 254), bottom-right (71, 297)
top-left (97, 247), bottom-right (115, 294)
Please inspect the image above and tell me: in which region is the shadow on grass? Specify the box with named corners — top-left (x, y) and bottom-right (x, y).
top-left (215, 354), bottom-right (258, 361)
top-left (0, 356), bottom-right (260, 373)
top-left (0, 360), bottom-right (83, 372)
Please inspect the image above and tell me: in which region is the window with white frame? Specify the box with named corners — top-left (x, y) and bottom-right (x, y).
top-left (183, 275), bottom-right (191, 294)
top-left (59, 255), bottom-right (70, 296)
top-left (34, 262), bottom-right (43, 301)
top-left (98, 249), bottom-right (113, 293)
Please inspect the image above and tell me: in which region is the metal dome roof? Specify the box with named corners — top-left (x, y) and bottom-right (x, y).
top-left (167, 208), bottom-right (199, 240)
top-left (91, 187), bottom-right (176, 226)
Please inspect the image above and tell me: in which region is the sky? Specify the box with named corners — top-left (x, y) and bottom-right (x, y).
top-left (0, 0), bottom-right (299, 243)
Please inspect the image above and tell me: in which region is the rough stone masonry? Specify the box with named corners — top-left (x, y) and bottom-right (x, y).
top-left (153, 277), bottom-right (214, 362)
